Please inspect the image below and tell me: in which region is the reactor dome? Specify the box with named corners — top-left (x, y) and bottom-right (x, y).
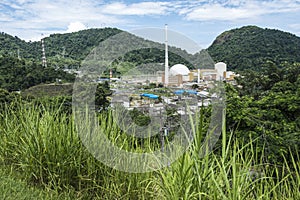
top-left (215, 62), bottom-right (227, 79)
top-left (169, 64), bottom-right (190, 76)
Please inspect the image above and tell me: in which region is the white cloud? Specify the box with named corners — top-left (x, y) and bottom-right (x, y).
top-left (177, 0), bottom-right (300, 21)
top-left (0, 0), bottom-right (173, 41)
top-left (66, 22), bottom-right (87, 33)
top-left (0, 0), bottom-right (124, 41)
top-left (288, 23), bottom-right (300, 35)
top-left (25, 0), bottom-right (120, 23)
top-left (289, 24), bottom-right (300, 29)
top-left (184, 4), bottom-right (258, 21)
top-left (1, 0), bottom-right (300, 43)
top-left (102, 2), bottom-right (170, 15)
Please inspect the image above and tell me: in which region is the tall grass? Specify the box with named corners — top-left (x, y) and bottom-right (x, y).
top-left (150, 110), bottom-right (300, 200)
top-left (0, 101), bottom-right (153, 199)
top-left (0, 100), bottom-right (299, 199)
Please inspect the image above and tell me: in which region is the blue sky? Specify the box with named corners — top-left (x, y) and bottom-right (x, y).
top-left (1, 0), bottom-right (300, 48)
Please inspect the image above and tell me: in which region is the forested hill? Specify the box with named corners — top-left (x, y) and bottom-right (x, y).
top-left (0, 28), bottom-right (194, 69)
top-left (0, 32), bottom-right (31, 58)
top-left (207, 25), bottom-right (300, 71)
top-left (2, 25), bottom-right (300, 72)
top-left (0, 28), bottom-right (194, 91)
top-left (0, 28), bottom-right (123, 68)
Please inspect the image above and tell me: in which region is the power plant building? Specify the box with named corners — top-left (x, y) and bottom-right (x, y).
top-left (157, 61), bottom-right (236, 86)
top-left (215, 62), bottom-right (227, 80)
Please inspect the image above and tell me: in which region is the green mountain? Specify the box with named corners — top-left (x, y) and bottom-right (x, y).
top-left (1, 25), bottom-right (300, 90)
top-left (0, 28), bottom-right (194, 70)
top-left (0, 28), bottom-right (123, 68)
top-left (0, 32), bottom-right (33, 59)
top-left (207, 25), bottom-right (300, 71)
top-left (0, 28), bottom-right (196, 91)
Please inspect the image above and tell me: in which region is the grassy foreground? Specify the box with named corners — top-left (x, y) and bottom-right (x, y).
top-left (0, 101), bottom-right (299, 199)
top-left (0, 166), bottom-right (74, 199)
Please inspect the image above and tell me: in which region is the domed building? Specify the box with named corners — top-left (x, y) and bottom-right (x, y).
top-left (168, 64), bottom-right (191, 85)
top-left (170, 64), bottom-right (190, 76)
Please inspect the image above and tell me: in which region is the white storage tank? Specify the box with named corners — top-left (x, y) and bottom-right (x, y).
top-left (215, 62), bottom-right (227, 80)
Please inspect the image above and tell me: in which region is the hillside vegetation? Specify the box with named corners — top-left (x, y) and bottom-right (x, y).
top-left (208, 25), bottom-right (300, 71)
top-left (0, 28), bottom-right (122, 68)
top-left (0, 28), bottom-right (194, 70)
top-left (0, 28), bottom-right (201, 92)
top-left (2, 25), bottom-right (300, 74)
top-left (0, 56), bottom-right (75, 91)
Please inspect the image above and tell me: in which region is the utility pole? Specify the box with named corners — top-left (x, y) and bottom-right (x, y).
top-left (17, 49), bottom-right (20, 59)
top-left (164, 24), bottom-right (169, 86)
top-left (41, 34), bottom-right (47, 67)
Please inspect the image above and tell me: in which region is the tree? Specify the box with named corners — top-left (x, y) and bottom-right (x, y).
top-left (0, 56), bottom-right (75, 91)
top-left (95, 81), bottom-right (112, 112)
top-left (129, 108), bottom-right (151, 126)
top-left (227, 62), bottom-right (300, 164)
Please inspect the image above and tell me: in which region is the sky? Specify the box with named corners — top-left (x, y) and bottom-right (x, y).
top-left (1, 0), bottom-right (300, 48)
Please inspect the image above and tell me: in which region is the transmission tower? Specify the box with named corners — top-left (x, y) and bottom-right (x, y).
top-left (41, 35), bottom-right (47, 67)
top-left (17, 49), bottom-right (20, 59)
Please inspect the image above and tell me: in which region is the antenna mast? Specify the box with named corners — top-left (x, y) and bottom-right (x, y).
top-left (17, 49), bottom-right (20, 59)
top-left (164, 24), bottom-right (169, 86)
top-left (41, 35), bottom-right (47, 67)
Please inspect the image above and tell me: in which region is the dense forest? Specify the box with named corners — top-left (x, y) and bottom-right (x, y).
top-left (0, 28), bottom-right (123, 69)
top-left (2, 25), bottom-right (300, 73)
top-left (226, 61), bottom-right (300, 164)
top-left (208, 25), bottom-right (300, 71)
top-left (0, 28), bottom-right (194, 70)
top-left (0, 56), bottom-right (74, 91)
top-left (1, 25), bottom-right (300, 93)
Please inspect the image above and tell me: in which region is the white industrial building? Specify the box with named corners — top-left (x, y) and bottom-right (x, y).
top-left (215, 62), bottom-right (227, 80)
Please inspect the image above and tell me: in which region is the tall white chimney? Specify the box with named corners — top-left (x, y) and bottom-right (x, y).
top-left (164, 24), bottom-right (169, 86)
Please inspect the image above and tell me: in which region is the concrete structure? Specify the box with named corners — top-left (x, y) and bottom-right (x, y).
top-left (215, 62), bottom-right (227, 80)
top-left (164, 64), bottom-right (191, 85)
top-left (168, 74), bottom-right (183, 86)
top-left (224, 71), bottom-right (237, 81)
top-left (199, 69), bottom-right (218, 81)
top-left (157, 71), bottom-right (164, 83)
top-left (122, 74), bottom-right (157, 84)
top-left (157, 61), bottom-right (237, 84)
